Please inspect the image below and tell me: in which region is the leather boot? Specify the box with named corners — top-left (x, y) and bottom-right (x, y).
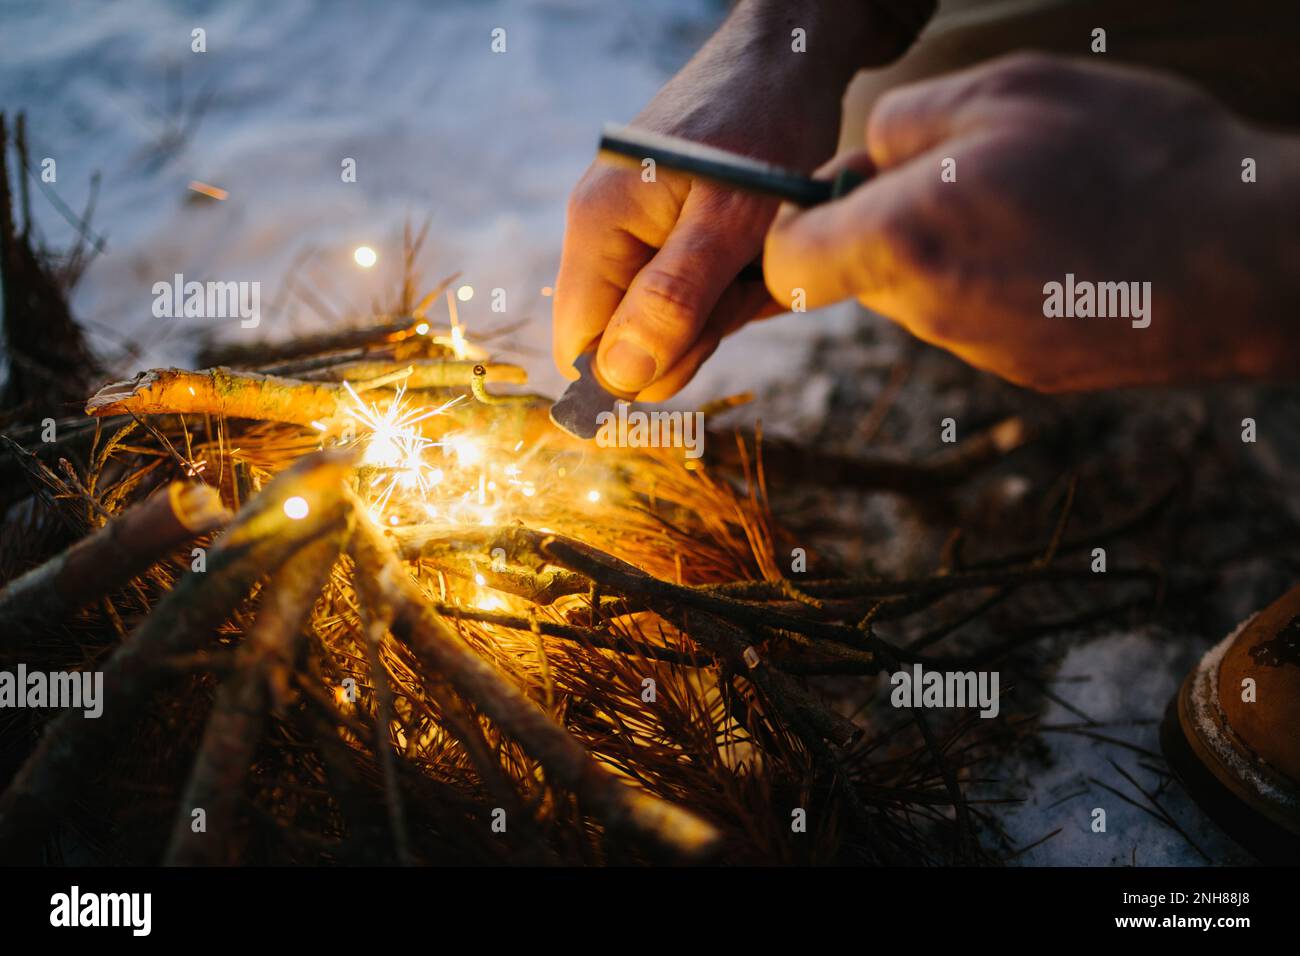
top-left (1161, 583), bottom-right (1300, 863)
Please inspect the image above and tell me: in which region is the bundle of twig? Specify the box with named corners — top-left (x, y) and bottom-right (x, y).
top-left (0, 325), bottom-right (1165, 867)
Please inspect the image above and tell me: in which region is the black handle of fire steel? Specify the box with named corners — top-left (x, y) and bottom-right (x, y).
top-left (598, 123), bottom-right (866, 283)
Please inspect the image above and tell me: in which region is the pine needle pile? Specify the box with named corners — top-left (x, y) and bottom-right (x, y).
top-left (0, 114), bottom-right (1161, 866)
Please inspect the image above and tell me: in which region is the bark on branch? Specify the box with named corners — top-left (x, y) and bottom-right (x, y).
top-left (84, 363), bottom-right (528, 427)
top-left (0, 480), bottom-right (230, 638)
top-left (348, 505), bottom-right (721, 860)
top-left (164, 525), bottom-right (349, 866)
top-left (0, 449), bottom-right (356, 857)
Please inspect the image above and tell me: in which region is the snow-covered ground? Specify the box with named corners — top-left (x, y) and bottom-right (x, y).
top-left (984, 628), bottom-right (1253, 865)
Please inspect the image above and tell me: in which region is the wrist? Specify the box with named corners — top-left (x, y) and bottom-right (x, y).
top-left (739, 0), bottom-right (935, 84)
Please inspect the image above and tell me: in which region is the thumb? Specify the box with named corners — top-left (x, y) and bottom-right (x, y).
top-left (763, 148), bottom-right (932, 312)
top-left (595, 184), bottom-right (773, 394)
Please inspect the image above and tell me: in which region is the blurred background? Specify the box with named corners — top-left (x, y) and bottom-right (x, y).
top-left (2, 0), bottom-right (827, 403)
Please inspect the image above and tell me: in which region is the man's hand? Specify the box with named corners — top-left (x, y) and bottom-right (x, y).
top-left (553, 0), bottom-right (934, 401)
top-left (765, 53), bottom-right (1300, 391)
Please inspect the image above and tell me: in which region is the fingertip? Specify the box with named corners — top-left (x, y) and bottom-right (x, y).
top-left (598, 337), bottom-right (658, 393)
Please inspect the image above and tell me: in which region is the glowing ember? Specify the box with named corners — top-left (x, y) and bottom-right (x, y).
top-left (476, 593), bottom-right (505, 611)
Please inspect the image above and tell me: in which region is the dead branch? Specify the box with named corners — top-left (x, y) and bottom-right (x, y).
top-left (0, 112), bottom-right (103, 411)
top-left (707, 416), bottom-right (1030, 492)
top-left (392, 525), bottom-right (588, 604)
top-left (430, 602), bottom-right (708, 666)
top-left (164, 524), bottom-right (349, 865)
top-left (0, 449), bottom-right (355, 857)
top-left (84, 364), bottom-right (533, 432)
top-left (306, 359), bottom-right (526, 388)
top-left (195, 310), bottom-right (449, 370)
top-left (86, 367), bottom-right (350, 426)
top-left (540, 532), bottom-right (874, 648)
top-left (0, 480), bottom-right (229, 636)
top-left (347, 504), bottom-right (721, 860)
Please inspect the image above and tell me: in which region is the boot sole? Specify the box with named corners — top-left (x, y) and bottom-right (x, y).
top-left (1160, 629), bottom-right (1300, 864)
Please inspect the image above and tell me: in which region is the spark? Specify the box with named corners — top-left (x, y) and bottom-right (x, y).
top-left (476, 593), bottom-right (505, 611)
top-left (343, 380), bottom-right (464, 516)
top-left (283, 496), bottom-right (309, 520)
top-left (449, 324), bottom-right (468, 359)
top-left (442, 433), bottom-right (483, 468)
top-left (353, 246), bottom-right (377, 268)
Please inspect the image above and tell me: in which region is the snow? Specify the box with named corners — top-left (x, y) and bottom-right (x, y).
top-left (1, 0), bottom-right (749, 395)
top-left (985, 628), bottom-right (1254, 865)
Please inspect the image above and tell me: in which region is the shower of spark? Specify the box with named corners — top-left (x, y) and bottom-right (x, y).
top-left (343, 380), bottom-right (464, 516)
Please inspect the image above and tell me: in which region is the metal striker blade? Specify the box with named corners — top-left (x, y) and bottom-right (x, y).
top-left (549, 350), bottom-right (624, 440)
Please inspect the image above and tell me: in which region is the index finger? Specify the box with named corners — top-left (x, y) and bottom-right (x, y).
top-left (552, 184), bottom-right (655, 377)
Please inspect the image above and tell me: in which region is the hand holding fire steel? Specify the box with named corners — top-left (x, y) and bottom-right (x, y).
top-left (555, 29), bottom-right (1299, 396)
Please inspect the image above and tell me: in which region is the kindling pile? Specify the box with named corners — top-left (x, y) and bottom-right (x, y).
top-left (0, 300), bottom-right (1156, 866)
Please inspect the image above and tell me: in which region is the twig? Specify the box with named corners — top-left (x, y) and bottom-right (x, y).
top-left (706, 416), bottom-right (1029, 493)
top-left (0, 479), bottom-right (228, 638)
top-left (311, 359), bottom-right (527, 388)
top-left (347, 502), bottom-right (721, 860)
top-left (357, 592), bottom-right (416, 865)
top-left (164, 525), bottom-right (348, 865)
top-left (0, 450), bottom-right (355, 856)
top-left (430, 602), bottom-right (708, 666)
top-left (86, 367), bottom-right (352, 426)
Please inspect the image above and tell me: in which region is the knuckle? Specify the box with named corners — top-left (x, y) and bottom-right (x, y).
top-left (693, 180), bottom-right (772, 224)
top-left (630, 269), bottom-right (706, 342)
top-left (975, 51), bottom-right (1067, 96)
top-left (869, 87), bottom-right (909, 132)
top-left (566, 167), bottom-right (620, 220)
top-left (881, 206), bottom-right (944, 279)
